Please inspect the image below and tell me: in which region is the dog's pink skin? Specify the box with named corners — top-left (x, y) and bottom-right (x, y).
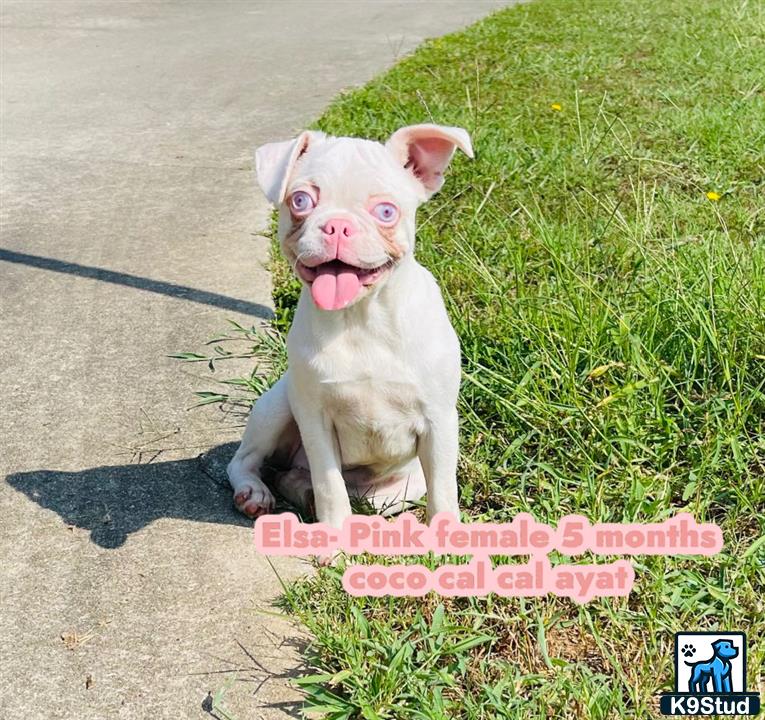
top-left (321, 217), bottom-right (358, 253)
top-left (300, 217), bottom-right (394, 310)
top-left (300, 217), bottom-right (365, 267)
top-left (295, 261), bottom-right (387, 286)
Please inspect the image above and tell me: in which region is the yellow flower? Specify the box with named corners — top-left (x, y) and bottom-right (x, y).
top-left (706, 191), bottom-right (721, 201)
top-left (550, 102), bottom-right (562, 111)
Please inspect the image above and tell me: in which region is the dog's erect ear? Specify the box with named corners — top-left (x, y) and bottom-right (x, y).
top-left (255, 130), bottom-right (324, 205)
top-left (386, 123), bottom-right (473, 199)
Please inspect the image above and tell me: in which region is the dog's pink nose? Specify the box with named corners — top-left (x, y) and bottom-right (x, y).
top-left (321, 218), bottom-right (358, 255)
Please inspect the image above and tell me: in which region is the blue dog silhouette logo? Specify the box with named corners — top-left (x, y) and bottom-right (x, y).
top-left (685, 638), bottom-right (738, 693)
top-left (660, 632), bottom-right (761, 715)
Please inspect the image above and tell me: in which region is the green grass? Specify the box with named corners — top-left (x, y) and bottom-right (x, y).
top-left (189, 0), bottom-right (765, 716)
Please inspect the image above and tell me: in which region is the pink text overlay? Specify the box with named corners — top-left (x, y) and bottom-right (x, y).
top-left (253, 512), bottom-right (723, 603)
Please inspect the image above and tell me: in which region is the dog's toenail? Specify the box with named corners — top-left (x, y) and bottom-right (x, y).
top-left (243, 502), bottom-right (264, 518)
top-left (235, 488), bottom-right (252, 504)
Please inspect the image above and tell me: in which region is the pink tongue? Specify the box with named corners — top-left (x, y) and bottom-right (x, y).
top-left (311, 265), bottom-right (362, 310)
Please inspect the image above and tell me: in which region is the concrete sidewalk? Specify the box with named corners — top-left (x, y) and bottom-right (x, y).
top-left (0, 2), bottom-right (506, 718)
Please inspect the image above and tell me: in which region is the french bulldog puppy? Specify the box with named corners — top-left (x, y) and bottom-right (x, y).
top-left (227, 124), bottom-right (472, 528)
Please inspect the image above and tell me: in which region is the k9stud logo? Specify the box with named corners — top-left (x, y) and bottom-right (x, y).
top-left (660, 632), bottom-right (761, 715)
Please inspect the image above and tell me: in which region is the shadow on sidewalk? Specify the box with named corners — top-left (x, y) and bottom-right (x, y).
top-left (9, 444), bottom-right (312, 718)
top-left (0, 248), bottom-right (274, 319)
top-left (6, 442), bottom-right (253, 548)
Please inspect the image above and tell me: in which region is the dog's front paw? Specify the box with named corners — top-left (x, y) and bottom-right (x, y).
top-left (232, 479), bottom-right (275, 519)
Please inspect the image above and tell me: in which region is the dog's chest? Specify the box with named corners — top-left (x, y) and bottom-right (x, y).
top-left (321, 378), bottom-right (425, 470)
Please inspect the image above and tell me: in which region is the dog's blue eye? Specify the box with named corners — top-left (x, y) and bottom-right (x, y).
top-left (290, 191), bottom-right (315, 214)
top-left (371, 202), bottom-right (398, 224)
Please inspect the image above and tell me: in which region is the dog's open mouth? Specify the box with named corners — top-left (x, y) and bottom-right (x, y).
top-left (296, 259), bottom-right (392, 311)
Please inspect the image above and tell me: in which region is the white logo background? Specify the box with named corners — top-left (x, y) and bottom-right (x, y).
top-left (676, 632), bottom-right (746, 693)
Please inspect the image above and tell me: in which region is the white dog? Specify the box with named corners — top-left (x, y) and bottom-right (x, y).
top-left (227, 123), bottom-right (472, 528)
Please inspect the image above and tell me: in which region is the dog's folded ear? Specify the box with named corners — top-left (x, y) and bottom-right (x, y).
top-left (255, 130), bottom-right (324, 205)
top-left (386, 123), bottom-right (473, 199)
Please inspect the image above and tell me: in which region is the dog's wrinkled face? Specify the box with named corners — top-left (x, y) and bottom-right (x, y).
top-left (255, 124), bottom-right (472, 311)
top-left (280, 137), bottom-right (418, 311)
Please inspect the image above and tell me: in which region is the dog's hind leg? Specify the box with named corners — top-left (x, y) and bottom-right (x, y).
top-left (270, 444), bottom-right (315, 517)
top-left (272, 467), bottom-right (315, 516)
top-left (346, 458), bottom-right (428, 517)
top-left (228, 374), bottom-right (295, 518)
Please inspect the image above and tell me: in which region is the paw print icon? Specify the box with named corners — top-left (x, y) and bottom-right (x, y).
top-left (681, 643), bottom-right (695, 658)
